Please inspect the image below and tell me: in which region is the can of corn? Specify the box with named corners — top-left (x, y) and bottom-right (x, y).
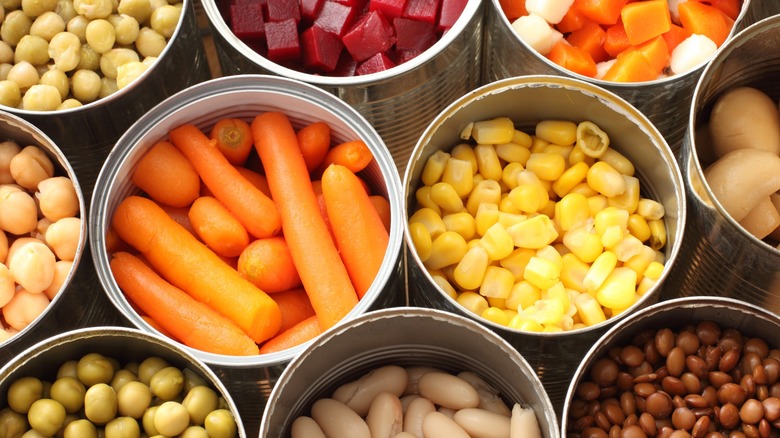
top-left (662, 15), bottom-right (780, 308)
top-left (260, 307), bottom-right (560, 438)
top-left (199, 0), bottom-right (484, 175)
top-left (403, 75), bottom-right (686, 415)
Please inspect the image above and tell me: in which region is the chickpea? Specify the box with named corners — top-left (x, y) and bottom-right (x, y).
top-left (0, 63), bottom-right (12, 80)
top-left (181, 426), bottom-right (209, 438)
top-left (10, 145), bottom-right (54, 189)
top-left (71, 68), bottom-right (100, 102)
top-left (8, 239), bottom-right (56, 293)
top-left (0, 79), bottom-right (20, 107)
top-left (65, 15), bottom-right (88, 42)
top-left (115, 59), bottom-right (145, 89)
top-left (6, 61), bottom-right (39, 91)
top-left (48, 31), bottom-right (81, 71)
top-left (83, 383), bottom-right (117, 425)
top-left (0, 263), bottom-right (15, 307)
top-left (1, 10), bottom-right (32, 46)
top-left (57, 98), bottom-right (81, 109)
top-left (30, 10), bottom-right (65, 40)
top-left (98, 75), bottom-right (116, 97)
top-left (37, 176), bottom-right (79, 220)
top-left (0, 41), bottom-right (13, 64)
top-left (0, 141), bottom-right (19, 183)
top-left (7, 376), bottom-right (43, 413)
top-left (153, 401), bottom-right (189, 437)
top-left (99, 47), bottom-right (137, 79)
top-left (149, 4), bottom-right (176, 38)
top-left (22, 84), bottom-right (62, 110)
top-left (85, 18), bottom-right (114, 53)
top-left (77, 352), bottom-right (115, 386)
top-left (2, 289), bottom-right (49, 331)
top-left (134, 26), bottom-right (163, 57)
top-left (63, 418), bottom-right (98, 438)
top-left (20, 0), bottom-right (56, 17)
top-left (76, 44), bottom-right (100, 70)
top-left (49, 376), bottom-right (85, 414)
top-left (0, 228), bottom-right (7, 261)
top-left (0, 186), bottom-right (38, 235)
top-left (43, 259), bottom-right (72, 299)
top-left (117, 0), bottom-right (150, 24)
top-left (110, 368), bottom-right (137, 393)
top-left (55, 0), bottom-right (77, 22)
top-left (105, 416), bottom-right (140, 438)
top-left (72, 0), bottom-right (113, 19)
top-left (149, 366), bottom-right (183, 402)
top-left (0, 408), bottom-right (29, 438)
top-left (203, 409), bottom-right (237, 438)
top-left (13, 35), bottom-right (49, 65)
top-left (39, 70), bottom-right (67, 100)
top-left (44, 217), bottom-right (80, 261)
top-left (27, 399), bottom-right (66, 436)
top-left (109, 13), bottom-right (137, 44)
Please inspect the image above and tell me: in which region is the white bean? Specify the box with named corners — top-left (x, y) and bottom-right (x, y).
top-left (708, 86), bottom-right (780, 158)
top-left (421, 411), bottom-right (470, 438)
top-left (366, 392), bottom-right (403, 438)
top-left (738, 196), bottom-right (780, 241)
top-left (457, 371), bottom-right (512, 417)
top-left (310, 398), bottom-right (370, 438)
top-left (418, 372), bottom-right (480, 410)
top-left (332, 365), bottom-right (408, 417)
top-left (290, 416), bottom-right (325, 438)
top-left (403, 367), bottom-right (438, 396)
top-left (510, 403), bottom-right (542, 438)
top-left (453, 408), bottom-right (511, 438)
top-left (402, 396), bottom-right (434, 438)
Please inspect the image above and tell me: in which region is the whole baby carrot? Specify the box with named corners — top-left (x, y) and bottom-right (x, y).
top-left (188, 196), bottom-right (250, 258)
top-left (251, 112), bottom-right (358, 329)
top-left (131, 140), bottom-right (201, 208)
top-left (297, 121), bottom-right (331, 172)
top-left (209, 118), bottom-right (253, 166)
top-left (272, 287), bottom-right (316, 333)
top-left (315, 139), bottom-right (374, 176)
top-left (111, 251), bottom-right (260, 355)
top-left (168, 124), bottom-right (281, 239)
top-left (258, 315), bottom-right (323, 354)
top-left (112, 195), bottom-right (281, 343)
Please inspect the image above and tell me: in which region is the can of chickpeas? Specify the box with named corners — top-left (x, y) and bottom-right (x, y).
top-left (403, 75), bottom-right (686, 416)
top-left (661, 16), bottom-right (780, 308)
top-left (260, 307), bottom-right (560, 437)
top-left (562, 296), bottom-right (780, 438)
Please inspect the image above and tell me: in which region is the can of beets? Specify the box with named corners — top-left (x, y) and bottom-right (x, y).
top-left (200, 0), bottom-right (484, 175)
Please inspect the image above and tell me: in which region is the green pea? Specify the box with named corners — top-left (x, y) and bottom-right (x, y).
top-left (27, 398), bottom-right (66, 436)
top-left (7, 377), bottom-right (43, 414)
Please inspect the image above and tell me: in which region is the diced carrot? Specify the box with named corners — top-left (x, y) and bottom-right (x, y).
top-left (602, 50), bottom-right (658, 82)
top-left (567, 20), bottom-right (609, 63)
top-left (678, 1), bottom-right (734, 46)
top-left (498, 0), bottom-right (527, 21)
top-left (574, 0), bottom-right (628, 25)
top-left (624, 35), bottom-right (669, 75)
top-left (547, 40), bottom-right (598, 78)
top-left (621, 0), bottom-right (671, 46)
top-left (557, 6), bottom-right (588, 33)
top-left (604, 21), bottom-right (631, 58)
top-left (695, 0), bottom-right (741, 20)
top-left (662, 23), bottom-right (692, 53)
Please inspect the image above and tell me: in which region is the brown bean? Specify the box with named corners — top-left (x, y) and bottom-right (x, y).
top-left (621, 392), bottom-right (636, 417)
top-left (684, 395), bottom-right (709, 409)
top-left (739, 399), bottom-right (764, 424)
top-left (741, 423), bottom-right (759, 438)
top-left (638, 412), bottom-right (656, 436)
top-left (752, 365), bottom-right (768, 386)
top-left (696, 321), bottom-right (721, 346)
top-left (633, 373), bottom-right (657, 384)
top-left (609, 424), bottom-right (621, 438)
top-left (601, 386), bottom-right (619, 399)
top-left (761, 397), bottom-right (780, 421)
top-left (758, 419), bottom-right (771, 438)
top-left (571, 399), bottom-right (590, 419)
top-left (595, 411), bottom-right (612, 431)
top-left (761, 358), bottom-right (779, 384)
top-left (709, 371), bottom-right (734, 388)
top-left (672, 407), bottom-right (697, 431)
top-left (677, 331), bottom-right (701, 356)
top-left (603, 399), bottom-right (626, 425)
top-left (583, 427), bottom-right (610, 438)
top-left (646, 392), bottom-right (673, 419)
top-left (691, 416), bottom-right (710, 438)
top-left (578, 381), bottom-right (602, 401)
top-left (719, 383), bottom-right (748, 406)
top-left (592, 358), bottom-right (620, 386)
top-left (705, 346), bottom-right (723, 372)
top-left (620, 424), bottom-right (646, 438)
top-left (617, 373), bottom-right (635, 392)
top-left (662, 377), bottom-right (686, 397)
top-left (744, 338), bottom-right (770, 359)
top-left (656, 329), bottom-right (675, 357)
top-left (702, 387), bottom-right (718, 408)
top-left (669, 430), bottom-right (692, 438)
top-left (687, 356), bottom-right (709, 380)
top-left (691, 408), bottom-right (714, 419)
top-left (742, 353), bottom-right (763, 378)
top-left (629, 362), bottom-right (654, 379)
top-left (644, 340), bottom-right (660, 366)
top-left (719, 337), bottom-right (742, 354)
top-left (667, 347), bottom-right (686, 377)
top-left (633, 383), bottom-right (657, 398)
top-left (681, 373), bottom-right (702, 395)
top-left (719, 403), bottom-right (740, 429)
top-left (741, 374), bottom-right (757, 399)
top-left (720, 350), bottom-right (741, 373)
top-left (623, 413), bottom-right (638, 427)
top-left (575, 415), bottom-right (595, 431)
top-left (755, 385), bottom-right (769, 402)
top-left (657, 426), bottom-right (674, 438)
top-left (673, 395), bottom-right (687, 409)
top-left (621, 346), bottom-right (646, 368)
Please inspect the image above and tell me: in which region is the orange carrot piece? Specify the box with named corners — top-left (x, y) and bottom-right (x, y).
top-left (547, 40), bottom-right (598, 77)
top-left (370, 195), bottom-right (392, 233)
top-left (209, 118), bottom-right (253, 166)
top-left (237, 236), bottom-right (302, 293)
top-left (316, 192), bottom-right (336, 243)
top-left (662, 23), bottom-right (693, 53)
top-left (498, 0), bottom-right (527, 21)
top-left (297, 121), bottom-right (331, 172)
top-left (110, 251), bottom-right (261, 355)
top-left (557, 5), bottom-right (588, 33)
top-left (678, 1), bottom-right (734, 46)
top-left (621, 0), bottom-right (672, 46)
top-left (625, 35), bottom-right (670, 75)
top-left (188, 196), bottom-right (250, 258)
top-left (695, 0), bottom-right (741, 20)
top-left (251, 112), bottom-right (358, 329)
top-left (322, 164), bottom-right (390, 298)
top-left (234, 166), bottom-right (272, 198)
top-left (272, 287), bottom-right (316, 333)
top-left (604, 21), bottom-right (631, 57)
top-left (112, 195), bottom-right (281, 343)
top-left (106, 225), bottom-right (131, 254)
top-left (574, 0), bottom-right (628, 25)
top-left (132, 141), bottom-right (201, 208)
top-left (316, 139), bottom-right (374, 175)
top-left (169, 124), bottom-right (281, 239)
top-left (602, 49), bottom-right (658, 82)
top-left (141, 315), bottom-right (177, 340)
top-left (160, 204), bottom-right (196, 235)
top-left (567, 20), bottom-right (609, 63)
top-left (258, 315), bottom-right (323, 354)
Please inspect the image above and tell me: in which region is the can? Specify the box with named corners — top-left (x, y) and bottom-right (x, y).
top-left (259, 307), bottom-right (560, 437)
top-left (661, 15), bottom-right (780, 308)
top-left (482, 0), bottom-right (754, 153)
top-left (561, 296), bottom-right (780, 437)
top-left (199, 0), bottom-right (484, 174)
top-left (403, 75), bottom-right (686, 416)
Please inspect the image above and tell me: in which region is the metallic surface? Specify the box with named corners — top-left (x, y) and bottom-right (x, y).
top-left (402, 76), bottom-right (686, 416)
top-left (260, 307), bottom-right (560, 438)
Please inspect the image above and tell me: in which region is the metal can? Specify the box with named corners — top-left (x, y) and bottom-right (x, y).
top-left (403, 75), bottom-right (686, 415)
top-left (199, 0), bottom-right (484, 174)
top-left (259, 307), bottom-right (560, 437)
top-left (662, 15), bottom-right (780, 308)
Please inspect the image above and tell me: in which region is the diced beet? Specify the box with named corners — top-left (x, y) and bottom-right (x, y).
top-left (342, 10), bottom-right (395, 62)
top-left (300, 0), bottom-right (324, 23)
top-left (265, 18), bottom-right (300, 63)
top-left (402, 0), bottom-right (440, 23)
top-left (314, 1), bottom-right (359, 37)
top-left (332, 50), bottom-right (358, 76)
top-left (369, 0), bottom-right (407, 19)
top-left (301, 25), bottom-right (344, 72)
top-left (394, 17), bottom-right (436, 51)
top-left (394, 48), bottom-right (424, 64)
top-left (266, 0), bottom-right (300, 22)
top-left (356, 52), bottom-right (396, 75)
top-left (437, 0), bottom-right (466, 31)
top-left (333, 0), bottom-right (367, 8)
top-left (230, 1), bottom-right (265, 40)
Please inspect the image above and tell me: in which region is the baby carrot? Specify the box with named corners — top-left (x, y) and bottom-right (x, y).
top-left (251, 111), bottom-right (358, 329)
top-left (258, 315), bottom-right (323, 354)
top-left (297, 121), bottom-right (331, 172)
top-left (272, 287), bottom-right (316, 333)
top-left (188, 196), bottom-right (250, 258)
top-left (131, 140), bottom-right (201, 208)
top-left (369, 195), bottom-right (392, 233)
top-left (111, 251), bottom-right (260, 355)
top-left (112, 195), bottom-right (281, 343)
top-left (234, 166), bottom-right (272, 198)
top-left (237, 236), bottom-right (302, 293)
top-left (168, 124), bottom-right (281, 239)
top-left (210, 118), bottom-right (253, 166)
top-left (316, 139), bottom-right (374, 175)
top-left (160, 204), bottom-right (195, 235)
top-left (322, 164), bottom-right (390, 298)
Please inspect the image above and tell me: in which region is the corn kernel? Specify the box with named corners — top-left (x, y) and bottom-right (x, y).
top-left (421, 150), bottom-right (450, 186)
top-left (481, 306), bottom-right (511, 326)
top-left (499, 193), bottom-right (522, 214)
top-left (527, 298), bottom-right (565, 325)
top-left (453, 245), bottom-right (489, 290)
top-left (430, 182), bottom-right (464, 213)
top-left (487, 297), bottom-right (505, 308)
top-left (569, 146), bottom-right (597, 167)
top-left (542, 281), bottom-right (570, 310)
top-left (441, 157), bottom-right (474, 199)
top-left (587, 195), bottom-right (609, 216)
top-left (611, 234), bottom-right (644, 262)
top-left (543, 144), bottom-right (573, 161)
top-left (466, 179), bottom-right (502, 216)
top-left (541, 200), bottom-right (558, 220)
top-left (535, 120), bottom-right (578, 146)
top-left (643, 261), bottom-right (664, 280)
top-left (475, 202), bottom-right (500, 236)
top-left (450, 143), bottom-right (478, 174)
top-left (560, 252), bottom-right (589, 293)
top-left (523, 256), bottom-right (560, 290)
top-left (554, 242), bottom-right (570, 256)
top-left (496, 142), bottom-right (531, 165)
top-left (530, 136), bottom-right (551, 153)
top-left (460, 122), bottom-right (474, 140)
top-left (554, 192), bottom-right (590, 231)
top-left (506, 280), bottom-right (540, 310)
top-left (607, 175), bottom-right (640, 214)
top-left (466, 238), bottom-right (482, 250)
top-left (596, 267), bottom-right (637, 310)
top-left (508, 184), bottom-right (548, 214)
top-left (513, 129), bottom-right (533, 148)
top-left (442, 212), bottom-right (477, 241)
top-left (623, 245), bottom-right (656, 282)
top-left (409, 207), bottom-right (447, 239)
top-left (600, 147), bottom-right (635, 176)
top-left (600, 225), bottom-right (624, 249)
top-left (587, 161), bottom-right (627, 197)
top-left (627, 213), bottom-right (652, 242)
top-left (542, 324), bottom-right (564, 333)
top-left (563, 225), bottom-right (603, 263)
top-left (536, 245), bottom-right (563, 271)
top-left (500, 248), bottom-right (535, 281)
top-left (637, 198), bottom-right (665, 221)
top-left (507, 215), bottom-right (559, 249)
top-left (648, 218), bottom-right (667, 250)
top-left (481, 223), bottom-right (514, 261)
top-left (497, 212), bottom-right (527, 229)
top-left (480, 265), bottom-right (515, 299)
top-left (565, 288), bottom-right (580, 317)
top-left (409, 221), bottom-right (433, 262)
top-left (509, 316), bottom-right (544, 332)
top-left (472, 117), bottom-right (515, 145)
top-left (457, 291), bottom-right (489, 316)
top-left (430, 271), bottom-right (458, 299)
top-left (575, 121), bottom-right (610, 158)
top-left (574, 293), bottom-right (607, 326)
top-left (474, 143), bottom-right (503, 181)
top-left (584, 250), bottom-right (618, 293)
top-left (594, 207), bottom-right (629, 235)
top-left (501, 161), bottom-right (525, 190)
top-left (552, 161), bottom-right (589, 198)
top-left (424, 231), bottom-right (468, 270)
top-left (526, 152), bottom-right (566, 181)
top-left (472, 173), bottom-right (484, 187)
top-left (570, 182), bottom-right (599, 198)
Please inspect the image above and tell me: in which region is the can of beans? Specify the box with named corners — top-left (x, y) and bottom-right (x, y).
top-left (260, 307), bottom-right (559, 437)
top-left (562, 296), bottom-right (780, 438)
top-left (0, 111), bottom-right (87, 355)
top-left (199, 0), bottom-right (484, 174)
top-left (661, 16), bottom-right (780, 308)
top-left (0, 326), bottom-right (247, 437)
top-left (403, 75), bottom-right (686, 416)
top-left (483, 0), bottom-right (755, 153)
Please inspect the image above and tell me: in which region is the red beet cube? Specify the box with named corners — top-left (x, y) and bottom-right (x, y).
top-left (334, 0), bottom-right (367, 7)
top-left (301, 25), bottom-right (344, 72)
top-left (314, 1), bottom-right (359, 37)
top-left (229, 1), bottom-right (265, 40)
top-left (265, 18), bottom-right (300, 63)
top-left (437, 0), bottom-right (466, 31)
top-left (342, 10), bottom-right (395, 62)
top-left (402, 0), bottom-right (440, 23)
top-left (332, 51), bottom-right (358, 76)
top-left (394, 17), bottom-right (436, 51)
top-left (266, 0), bottom-right (300, 22)
top-left (369, 0), bottom-right (407, 19)
top-left (394, 48), bottom-right (424, 64)
top-left (356, 52), bottom-right (396, 75)
top-left (300, 0), bottom-right (324, 22)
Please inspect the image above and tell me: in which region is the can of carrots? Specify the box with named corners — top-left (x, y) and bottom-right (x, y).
top-left (402, 75), bottom-right (686, 416)
top-left (661, 15), bottom-right (780, 309)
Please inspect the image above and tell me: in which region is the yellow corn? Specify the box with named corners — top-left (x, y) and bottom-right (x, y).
top-left (487, 297), bottom-right (505, 308)
top-left (450, 143), bottom-right (478, 174)
top-left (472, 173), bottom-right (484, 188)
top-left (442, 157), bottom-right (474, 198)
top-left (409, 222), bottom-right (433, 262)
top-left (497, 212), bottom-right (527, 229)
top-left (562, 225), bottom-right (603, 263)
top-left (542, 201), bottom-right (559, 221)
top-left (453, 245), bottom-right (489, 290)
top-left (481, 307), bottom-right (510, 326)
top-left (542, 281), bottom-right (570, 310)
top-left (623, 244), bottom-right (656, 282)
top-left (504, 309), bottom-right (518, 322)
top-left (523, 256), bottom-right (560, 290)
top-left (611, 234), bottom-right (644, 262)
top-left (584, 250), bottom-right (617, 293)
top-left (421, 150), bottom-right (450, 186)
top-left (508, 316), bottom-right (544, 332)
top-left (637, 261), bottom-right (664, 295)
top-left (552, 161), bottom-right (589, 198)
top-left (554, 242), bottom-right (570, 256)
top-left (600, 147), bottom-right (635, 176)
top-left (499, 193), bottom-right (522, 214)
top-left (526, 152), bottom-right (566, 181)
top-left (536, 245), bottom-right (563, 272)
top-left (565, 288), bottom-right (580, 317)
top-left (554, 192), bottom-right (590, 231)
top-left (594, 206), bottom-right (629, 236)
top-left (507, 215), bottom-right (559, 249)
top-left (499, 247), bottom-right (535, 281)
top-left (637, 198), bottom-right (665, 221)
top-left (529, 136), bottom-right (550, 154)
top-left (496, 142), bottom-right (532, 165)
top-left (466, 238), bottom-right (482, 250)
top-left (543, 144), bottom-right (574, 161)
top-left (430, 271), bottom-right (458, 299)
top-left (424, 231), bottom-right (468, 270)
top-left (535, 120), bottom-right (578, 146)
top-left (607, 175), bottom-right (640, 214)
top-left (596, 267), bottom-right (637, 310)
top-left (600, 225), bottom-right (624, 249)
top-left (465, 179), bottom-right (502, 216)
top-left (570, 182), bottom-right (599, 198)
top-left (475, 203), bottom-right (500, 236)
top-left (507, 184), bottom-right (547, 214)
top-left (655, 249), bottom-right (664, 263)
top-left (569, 146), bottom-right (597, 167)
top-left (442, 212), bottom-right (477, 241)
top-left (480, 265), bottom-right (515, 299)
top-left (471, 117), bottom-right (515, 145)
top-left (574, 293), bottom-right (607, 326)
top-left (460, 122), bottom-right (474, 140)
top-left (627, 213), bottom-right (652, 242)
top-left (430, 182), bottom-right (464, 213)
top-left (513, 129), bottom-right (533, 149)
top-left (501, 161), bottom-right (525, 190)
top-left (526, 298), bottom-right (565, 325)
top-left (575, 121), bottom-right (610, 158)
top-left (416, 186), bottom-right (442, 216)
top-left (587, 194), bottom-right (609, 216)
top-left (481, 223), bottom-right (514, 261)
top-left (648, 218), bottom-right (667, 250)
top-left (474, 143), bottom-right (503, 181)
top-left (409, 207), bottom-right (447, 239)
top-left (560, 252), bottom-right (589, 293)
top-left (506, 280), bottom-right (540, 311)
top-left (587, 161), bottom-right (627, 197)
top-left (456, 291), bottom-right (489, 316)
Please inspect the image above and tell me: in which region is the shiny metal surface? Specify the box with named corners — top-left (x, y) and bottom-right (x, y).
top-left (662, 16), bottom-right (780, 306)
top-left (260, 307), bottom-right (560, 438)
top-left (403, 76), bottom-right (686, 416)
top-left (200, 0), bottom-right (484, 175)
